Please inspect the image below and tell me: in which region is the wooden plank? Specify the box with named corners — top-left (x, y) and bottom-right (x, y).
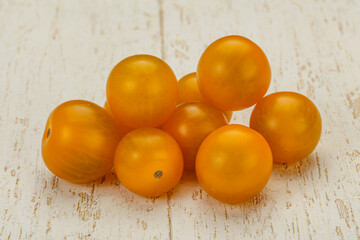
top-left (0, 0), bottom-right (359, 239)
top-left (161, 0), bottom-right (360, 239)
top-left (0, 0), bottom-right (171, 239)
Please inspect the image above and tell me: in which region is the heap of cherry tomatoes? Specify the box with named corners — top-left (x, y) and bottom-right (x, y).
top-left (42, 35), bottom-right (322, 203)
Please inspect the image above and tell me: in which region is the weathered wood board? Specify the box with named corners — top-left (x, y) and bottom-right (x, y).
top-left (0, 0), bottom-right (359, 239)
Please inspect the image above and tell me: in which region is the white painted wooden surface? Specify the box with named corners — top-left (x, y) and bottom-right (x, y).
top-left (1, 0), bottom-right (359, 239)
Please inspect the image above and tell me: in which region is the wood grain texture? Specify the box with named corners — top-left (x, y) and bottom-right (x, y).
top-left (0, 0), bottom-right (359, 239)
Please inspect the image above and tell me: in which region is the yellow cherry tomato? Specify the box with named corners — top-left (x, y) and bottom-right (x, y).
top-left (197, 35), bottom-right (271, 111)
top-left (250, 92), bottom-right (322, 163)
top-left (178, 72), bottom-right (233, 121)
top-left (41, 100), bottom-right (121, 183)
top-left (162, 102), bottom-right (228, 171)
top-left (114, 128), bottom-right (183, 197)
top-left (104, 100), bottom-right (133, 138)
top-left (196, 124), bottom-right (273, 203)
top-left (178, 72), bottom-right (205, 104)
top-left (107, 55), bottom-right (178, 128)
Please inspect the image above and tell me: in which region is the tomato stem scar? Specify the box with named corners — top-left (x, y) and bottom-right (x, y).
top-left (154, 170), bottom-right (162, 178)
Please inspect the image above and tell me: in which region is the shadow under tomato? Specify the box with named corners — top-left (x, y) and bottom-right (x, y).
top-left (58, 171), bottom-right (121, 196)
top-left (95, 171), bottom-right (120, 186)
top-left (169, 168), bottom-right (272, 209)
top-left (180, 169), bottom-right (197, 182)
top-left (47, 153), bottom-right (320, 208)
top-left (169, 153), bottom-right (321, 212)
top-left (272, 152), bottom-right (319, 178)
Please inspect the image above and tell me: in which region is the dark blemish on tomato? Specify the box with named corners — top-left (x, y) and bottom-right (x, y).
top-left (154, 170), bottom-right (162, 178)
top-left (47, 128), bottom-right (51, 138)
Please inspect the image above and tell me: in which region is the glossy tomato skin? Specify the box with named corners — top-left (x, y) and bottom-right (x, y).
top-left (178, 72), bottom-right (233, 122)
top-left (178, 72), bottom-right (205, 104)
top-left (197, 35), bottom-right (271, 111)
top-left (106, 55), bottom-right (178, 128)
top-left (104, 100), bottom-right (133, 139)
top-left (162, 102), bottom-right (228, 171)
top-left (250, 92), bottom-right (322, 163)
top-left (114, 128), bottom-right (183, 197)
top-left (196, 124), bottom-right (273, 203)
top-left (41, 100), bottom-right (121, 183)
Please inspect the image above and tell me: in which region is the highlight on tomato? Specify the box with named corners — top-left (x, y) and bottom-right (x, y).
top-left (178, 72), bottom-right (233, 122)
top-left (162, 102), bottom-right (228, 170)
top-left (250, 91), bottom-right (322, 163)
top-left (196, 124), bottom-right (273, 203)
top-left (114, 128), bottom-right (183, 197)
top-left (41, 100), bottom-right (121, 183)
top-left (106, 54), bottom-right (178, 128)
top-left (197, 35), bottom-right (271, 111)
